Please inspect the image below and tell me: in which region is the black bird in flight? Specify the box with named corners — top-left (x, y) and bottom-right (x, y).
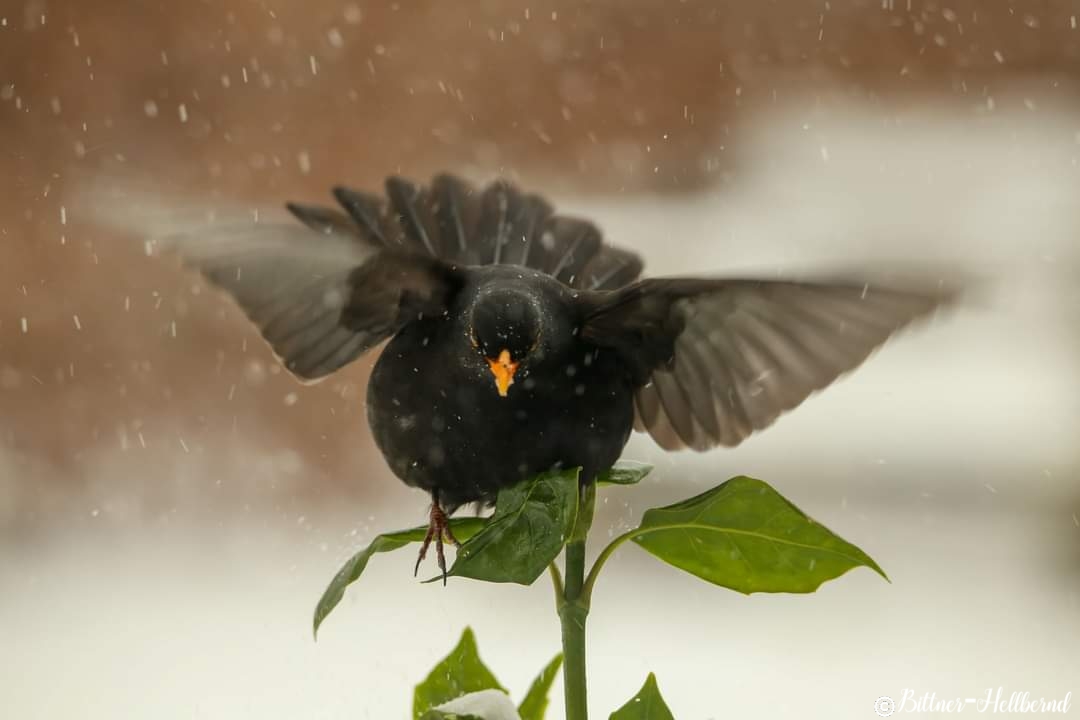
top-left (139, 174), bottom-right (947, 578)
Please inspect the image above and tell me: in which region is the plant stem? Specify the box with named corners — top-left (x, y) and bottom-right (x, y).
top-left (560, 540), bottom-right (589, 720)
top-left (559, 480), bottom-right (596, 720)
top-left (581, 528), bottom-right (638, 601)
top-left (548, 562), bottom-right (565, 609)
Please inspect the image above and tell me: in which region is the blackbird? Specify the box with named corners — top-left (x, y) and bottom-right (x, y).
top-left (147, 173), bottom-right (947, 578)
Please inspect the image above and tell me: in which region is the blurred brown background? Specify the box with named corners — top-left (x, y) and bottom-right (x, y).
top-left (3, 0), bottom-right (1078, 530)
top-left (3, 3), bottom-right (1080, 718)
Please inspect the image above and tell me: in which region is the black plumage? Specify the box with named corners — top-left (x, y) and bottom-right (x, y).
top-left (155, 173), bottom-right (948, 576)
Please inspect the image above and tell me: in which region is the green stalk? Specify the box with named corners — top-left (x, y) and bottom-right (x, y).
top-left (560, 545), bottom-right (589, 720)
top-left (558, 481), bottom-right (596, 720)
top-left (581, 528), bottom-right (637, 602)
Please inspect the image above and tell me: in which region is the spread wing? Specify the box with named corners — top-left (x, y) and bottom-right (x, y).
top-left (582, 278), bottom-right (951, 450)
top-left (288, 174), bottom-right (643, 291)
top-left (158, 225), bottom-right (460, 382)
top-left (84, 172), bottom-right (637, 385)
top-left (68, 175), bottom-right (459, 386)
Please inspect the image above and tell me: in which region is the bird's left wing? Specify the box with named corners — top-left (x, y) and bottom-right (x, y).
top-left (581, 277), bottom-right (950, 450)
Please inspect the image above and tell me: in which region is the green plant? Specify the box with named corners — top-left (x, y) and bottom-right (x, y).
top-left (315, 464), bottom-right (886, 718)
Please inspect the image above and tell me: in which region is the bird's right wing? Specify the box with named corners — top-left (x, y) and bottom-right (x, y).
top-left (161, 226), bottom-right (461, 381)
top-left (82, 183), bottom-right (461, 382)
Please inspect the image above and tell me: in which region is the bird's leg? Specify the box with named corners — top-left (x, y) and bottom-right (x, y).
top-left (414, 498), bottom-right (458, 584)
top-left (413, 519), bottom-right (437, 577)
top-left (441, 512), bottom-right (461, 548)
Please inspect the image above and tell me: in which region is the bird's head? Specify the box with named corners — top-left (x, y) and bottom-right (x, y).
top-left (468, 288), bottom-right (543, 397)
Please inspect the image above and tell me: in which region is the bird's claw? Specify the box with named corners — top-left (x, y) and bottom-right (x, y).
top-left (414, 502), bottom-right (460, 585)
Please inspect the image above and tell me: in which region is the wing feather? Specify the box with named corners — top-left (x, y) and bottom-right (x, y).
top-left (587, 278), bottom-right (950, 450)
top-left (153, 223), bottom-right (459, 382)
top-left (314, 174), bottom-right (640, 290)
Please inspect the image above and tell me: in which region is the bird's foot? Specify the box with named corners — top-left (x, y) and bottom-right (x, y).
top-left (414, 502), bottom-right (461, 585)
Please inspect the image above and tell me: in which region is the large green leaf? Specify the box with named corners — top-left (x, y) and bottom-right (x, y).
top-left (631, 476), bottom-right (887, 593)
top-left (609, 674), bottom-right (675, 720)
top-left (517, 653), bottom-right (563, 720)
top-left (413, 628), bottom-right (505, 719)
top-left (443, 468), bottom-right (579, 585)
top-left (598, 461), bottom-right (654, 486)
top-left (313, 517), bottom-right (486, 637)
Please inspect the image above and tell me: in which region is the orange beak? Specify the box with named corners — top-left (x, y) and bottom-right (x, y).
top-left (485, 349), bottom-right (519, 397)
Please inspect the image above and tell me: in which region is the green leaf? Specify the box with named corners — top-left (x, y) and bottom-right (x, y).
top-left (517, 653), bottom-right (564, 720)
top-left (598, 460), bottom-right (654, 486)
top-left (313, 517), bottom-right (486, 637)
top-left (413, 628), bottom-right (505, 719)
top-left (631, 476), bottom-right (887, 593)
top-left (443, 468), bottom-right (580, 585)
top-left (609, 674), bottom-right (675, 720)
